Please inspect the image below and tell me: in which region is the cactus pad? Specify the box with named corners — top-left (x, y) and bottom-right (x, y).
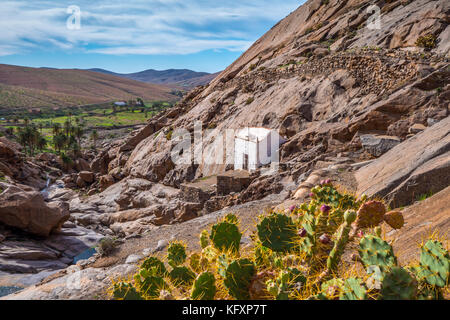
top-left (140, 257), bottom-right (167, 277)
top-left (191, 272), bottom-right (216, 300)
top-left (417, 240), bottom-right (449, 287)
top-left (359, 235), bottom-right (397, 274)
top-left (224, 258), bottom-right (256, 300)
top-left (257, 213), bottom-right (298, 252)
top-left (167, 242), bottom-right (187, 267)
top-left (210, 221), bottom-right (241, 253)
top-left (169, 266), bottom-right (196, 286)
top-left (383, 211), bottom-right (404, 229)
top-left (340, 278), bottom-right (367, 300)
top-left (200, 229), bottom-right (210, 249)
top-left (134, 269), bottom-right (166, 298)
top-left (355, 201), bottom-right (386, 228)
top-left (112, 282), bottom-right (142, 300)
top-left (381, 267), bottom-right (417, 300)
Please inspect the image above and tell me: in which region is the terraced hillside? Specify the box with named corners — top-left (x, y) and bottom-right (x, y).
top-left (0, 64), bottom-right (180, 110)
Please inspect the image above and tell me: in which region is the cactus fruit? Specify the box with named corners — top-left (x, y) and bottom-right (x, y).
top-left (134, 268), bottom-right (166, 298)
top-left (359, 235), bottom-right (397, 275)
top-left (112, 282), bottom-right (143, 300)
top-left (417, 240), bottom-right (449, 287)
top-left (257, 213), bottom-right (298, 252)
top-left (210, 221), bottom-right (241, 253)
top-left (355, 200), bottom-right (386, 229)
top-left (169, 266), bottom-right (196, 286)
top-left (200, 229), bottom-right (210, 249)
top-left (191, 272), bottom-right (216, 300)
top-left (327, 210), bottom-right (357, 272)
top-left (167, 242), bottom-right (187, 267)
top-left (340, 278), bottom-right (367, 300)
top-left (380, 267), bottom-right (418, 300)
top-left (319, 234), bottom-right (331, 245)
top-left (383, 211), bottom-right (404, 229)
top-left (140, 257), bottom-right (167, 277)
top-left (298, 228), bottom-right (307, 237)
top-left (224, 258), bottom-right (256, 300)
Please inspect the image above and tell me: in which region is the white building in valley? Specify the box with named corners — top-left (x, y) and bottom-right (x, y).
top-left (234, 127), bottom-right (286, 172)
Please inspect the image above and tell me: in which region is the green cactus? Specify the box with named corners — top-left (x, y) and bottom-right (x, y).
top-left (112, 282), bottom-right (143, 300)
top-left (191, 272), bottom-right (216, 300)
top-left (340, 278), bottom-right (367, 300)
top-left (417, 240), bottom-right (449, 287)
top-left (327, 210), bottom-right (357, 272)
top-left (167, 242), bottom-right (187, 267)
top-left (224, 258), bottom-right (256, 300)
top-left (140, 257), bottom-right (167, 277)
top-left (217, 253), bottom-right (229, 278)
top-left (257, 213), bottom-right (298, 252)
top-left (380, 267), bottom-right (418, 300)
top-left (169, 266), bottom-right (196, 286)
top-left (134, 268), bottom-right (167, 298)
top-left (225, 213), bottom-right (238, 224)
top-left (200, 229), bottom-right (210, 249)
top-left (189, 253), bottom-right (205, 273)
top-left (210, 221), bottom-right (242, 253)
top-left (359, 235), bottom-right (397, 277)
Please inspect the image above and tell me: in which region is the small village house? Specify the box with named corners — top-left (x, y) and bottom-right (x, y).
top-left (234, 127), bottom-right (286, 171)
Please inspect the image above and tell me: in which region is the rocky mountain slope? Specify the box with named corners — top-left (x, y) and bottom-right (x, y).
top-left (0, 64), bottom-right (179, 109)
top-left (88, 68), bottom-right (220, 90)
top-left (0, 0), bottom-right (449, 299)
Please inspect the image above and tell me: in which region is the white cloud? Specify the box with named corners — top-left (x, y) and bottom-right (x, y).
top-left (0, 0), bottom-right (301, 56)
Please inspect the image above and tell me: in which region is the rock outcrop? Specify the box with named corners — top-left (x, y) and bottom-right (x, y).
top-left (355, 116), bottom-right (450, 207)
top-left (0, 182), bottom-right (70, 237)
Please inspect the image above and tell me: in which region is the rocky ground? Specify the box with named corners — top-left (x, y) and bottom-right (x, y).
top-left (0, 0), bottom-right (449, 299)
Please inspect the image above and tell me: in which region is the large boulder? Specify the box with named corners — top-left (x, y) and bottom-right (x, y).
top-left (0, 182), bottom-right (70, 237)
top-left (356, 116), bottom-right (450, 208)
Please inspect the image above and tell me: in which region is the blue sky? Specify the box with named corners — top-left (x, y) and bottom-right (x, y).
top-left (0, 0), bottom-right (303, 73)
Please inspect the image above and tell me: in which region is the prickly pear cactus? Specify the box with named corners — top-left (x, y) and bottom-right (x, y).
top-left (210, 221), bottom-right (241, 253)
top-left (257, 213), bottom-right (298, 252)
top-left (380, 267), bottom-right (418, 300)
top-left (140, 257), bottom-right (167, 277)
top-left (189, 253), bottom-right (206, 273)
top-left (359, 235), bottom-right (397, 276)
top-left (355, 200), bottom-right (386, 229)
top-left (169, 266), bottom-right (196, 286)
top-left (417, 240), bottom-right (449, 287)
top-left (327, 210), bottom-right (356, 272)
top-left (191, 272), bottom-right (216, 300)
top-left (167, 241), bottom-right (187, 267)
top-left (200, 229), bottom-right (210, 249)
top-left (383, 211), bottom-right (404, 230)
top-left (224, 213), bottom-right (238, 224)
top-left (134, 268), bottom-right (166, 298)
top-left (340, 278), bottom-right (367, 300)
top-left (112, 282), bottom-right (143, 300)
top-left (224, 258), bottom-right (256, 300)
top-left (215, 253), bottom-right (229, 278)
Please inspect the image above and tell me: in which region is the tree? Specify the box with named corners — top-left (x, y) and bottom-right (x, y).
top-left (53, 134), bottom-right (67, 154)
top-left (90, 130), bottom-right (99, 150)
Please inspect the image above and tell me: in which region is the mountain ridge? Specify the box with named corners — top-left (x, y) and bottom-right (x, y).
top-left (87, 68), bottom-right (221, 89)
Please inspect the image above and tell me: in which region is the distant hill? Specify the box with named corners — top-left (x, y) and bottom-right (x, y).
top-left (0, 64), bottom-right (180, 110)
top-left (88, 68), bottom-right (221, 89)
